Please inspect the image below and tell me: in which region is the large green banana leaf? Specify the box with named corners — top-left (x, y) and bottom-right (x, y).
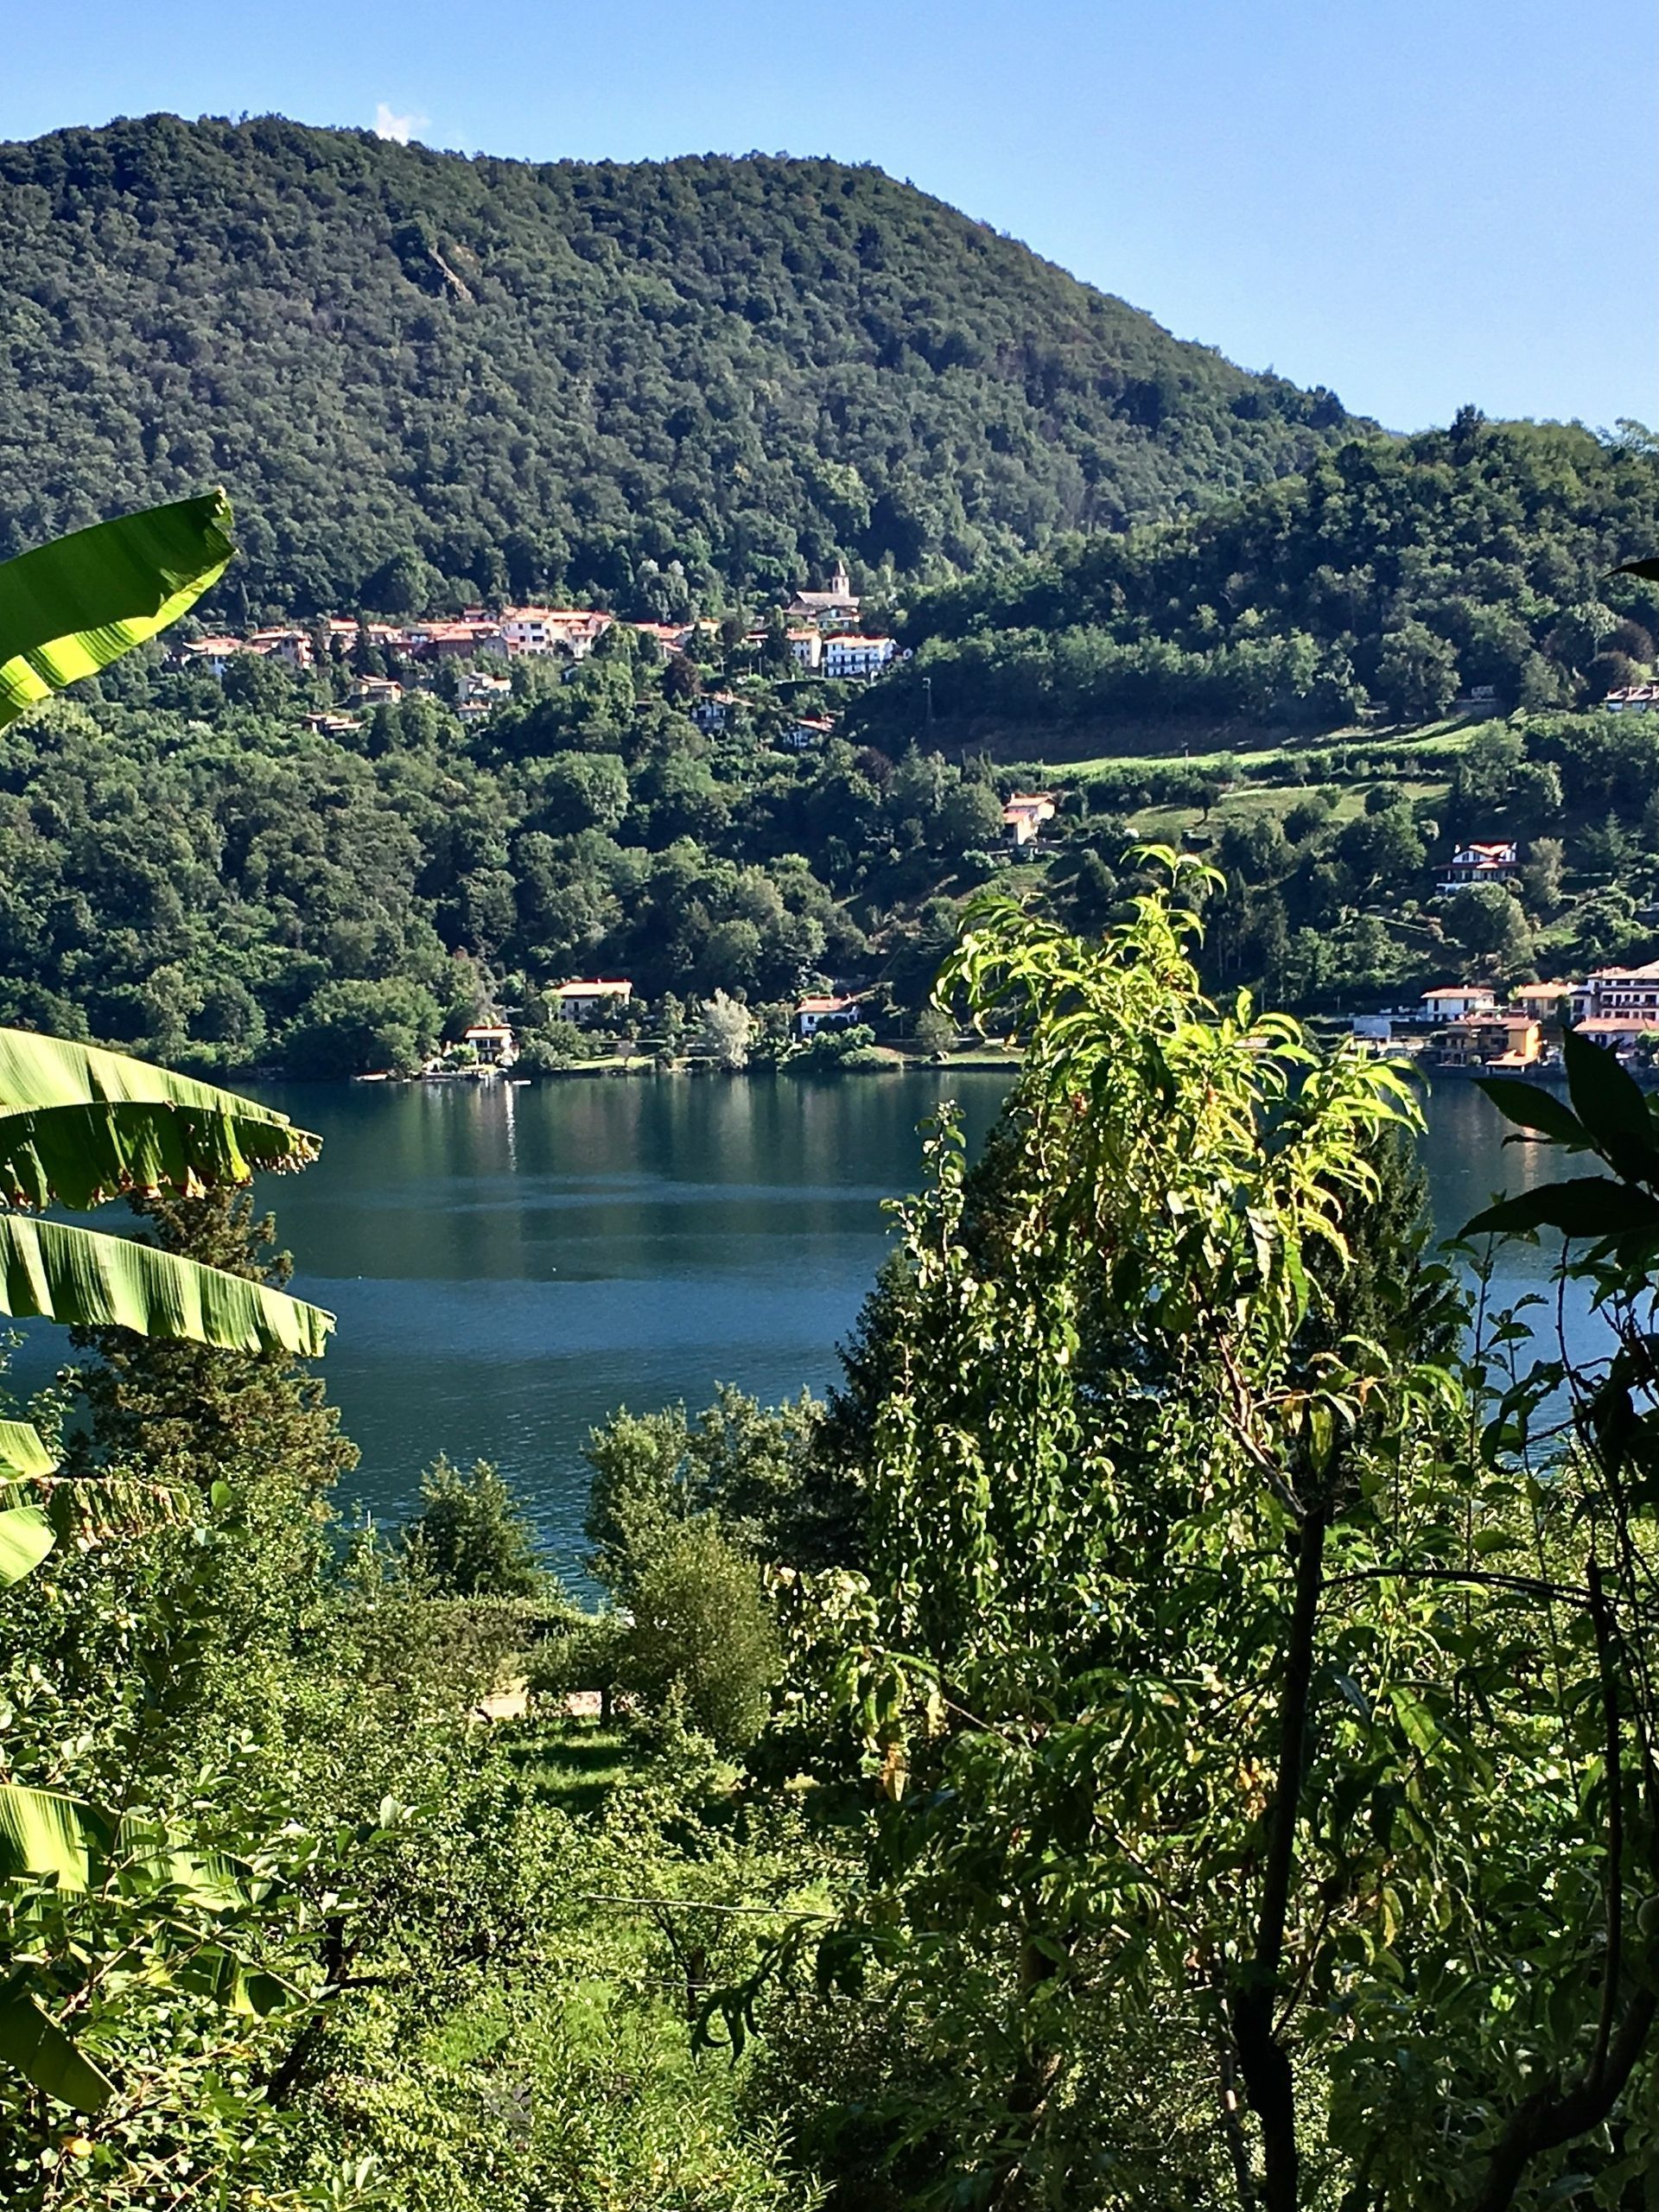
top-left (0, 1786), bottom-right (107, 1891)
top-left (0, 1028), bottom-right (319, 1208)
top-left (0, 1506), bottom-right (54, 1588)
top-left (0, 1426), bottom-right (57, 1586)
top-left (0, 493), bottom-right (234, 730)
top-left (0, 1786), bottom-right (249, 1911)
top-left (0, 1989), bottom-right (113, 2110)
top-left (0, 1421), bottom-right (54, 1479)
top-left (0, 1214), bottom-right (332, 1356)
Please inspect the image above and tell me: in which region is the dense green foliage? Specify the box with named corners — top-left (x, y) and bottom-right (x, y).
top-left (0, 114), bottom-right (1357, 615)
top-left (399, 1455), bottom-right (544, 1599)
top-left (0, 639), bottom-right (1007, 1071)
top-left (758, 885), bottom-right (1659, 2209)
top-left (856, 417), bottom-right (1659, 737)
top-left (1153, 707), bottom-right (1659, 1011)
top-left (19, 632), bottom-right (1659, 1071)
top-left (11, 902), bottom-right (1659, 2209)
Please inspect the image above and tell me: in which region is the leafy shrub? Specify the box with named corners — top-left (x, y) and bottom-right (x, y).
top-left (399, 1457), bottom-right (544, 1599)
top-left (620, 1521), bottom-right (779, 1748)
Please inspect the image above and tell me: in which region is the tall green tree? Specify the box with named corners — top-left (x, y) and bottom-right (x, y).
top-left (776, 870), bottom-right (1656, 2210)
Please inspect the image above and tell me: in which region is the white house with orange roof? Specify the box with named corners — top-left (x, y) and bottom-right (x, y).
top-left (501, 607), bottom-right (614, 660)
top-left (1421, 983), bottom-right (1500, 1022)
top-left (1002, 792), bottom-right (1057, 848)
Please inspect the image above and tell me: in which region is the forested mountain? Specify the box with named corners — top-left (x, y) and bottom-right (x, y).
top-left (0, 113), bottom-right (1358, 615)
top-left (853, 416), bottom-right (1659, 741)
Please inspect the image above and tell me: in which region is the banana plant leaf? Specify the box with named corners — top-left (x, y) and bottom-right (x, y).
top-left (0, 1989), bottom-right (113, 2110)
top-left (0, 493), bottom-right (234, 730)
top-left (0, 1505), bottom-right (54, 1588)
top-left (0, 1420), bottom-right (55, 1479)
top-left (183, 1947), bottom-right (299, 2017)
top-left (112, 1815), bottom-right (245, 1911)
top-left (0, 1785), bottom-right (111, 1890)
top-left (0, 1028), bottom-right (318, 1208)
top-left (0, 1214), bottom-right (332, 1356)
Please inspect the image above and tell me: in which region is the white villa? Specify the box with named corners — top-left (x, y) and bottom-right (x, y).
top-left (1421, 984), bottom-right (1500, 1022)
top-left (823, 634), bottom-right (897, 682)
top-left (553, 979), bottom-right (634, 1023)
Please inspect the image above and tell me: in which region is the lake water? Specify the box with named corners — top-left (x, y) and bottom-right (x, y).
top-left (8, 1068), bottom-right (1580, 1578)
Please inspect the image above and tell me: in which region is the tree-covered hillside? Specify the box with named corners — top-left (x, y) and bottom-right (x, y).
top-left (0, 114), bottom-right (1357, 615)
top-left (854, 416), bottom-right (1659, 743)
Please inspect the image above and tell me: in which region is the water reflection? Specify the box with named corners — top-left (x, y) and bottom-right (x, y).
top-left (3, 1066), bottom-right (1597, 1580)
top-left (239, 1071), bottom-right (1007, 1573)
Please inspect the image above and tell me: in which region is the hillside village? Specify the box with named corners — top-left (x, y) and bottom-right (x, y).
top-left (147, 566), bottom-right (1659, 1082)
top-left (178, 560), bottom-right (899, 703)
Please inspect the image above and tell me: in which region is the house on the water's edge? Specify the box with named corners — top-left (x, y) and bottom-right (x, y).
top-left (461, 1022), bottom-right (518, 1068)
top-left (795, 994), bottom-right (861, 1039)
top-left (1569, 960), bottom-right (1659, 1028)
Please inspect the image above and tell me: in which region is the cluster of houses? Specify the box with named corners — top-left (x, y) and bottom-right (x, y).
top-left (177, 564), bottom-right (901, 703)
top-left (1356, 960), bottom-right (1659, 1072)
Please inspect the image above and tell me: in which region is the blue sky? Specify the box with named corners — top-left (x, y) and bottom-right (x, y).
top-left (4, 0), bottom-right (1653, 434)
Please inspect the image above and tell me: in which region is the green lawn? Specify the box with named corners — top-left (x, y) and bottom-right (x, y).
top-left (1128, 774), bottom-right (1452, 846)
top-left (507, 1716), bottom-right (635, 1819)
top-left (1046, 715), bottom-right (1491, 784)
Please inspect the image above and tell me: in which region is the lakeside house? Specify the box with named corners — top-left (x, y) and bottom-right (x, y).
top-left (552, 979), bottom-right (633, 1023)
top-left (1569, 958), bottom-right (1659, 1027)
top-left (1435, 841), bottom-right (1519, 895)
top-left (794, 994), bottom-right (861, 1038)
top-left (1002, 791), bottom-right (1058, 847)
top-left (461, 1021), bottom-right (518, 1068)
top-left (1511, 981), bottom-right (1573, 1018)
top-left (1433, 1014), bottom-right (1542, 1070)
top-left (1604, 685), bottom-right (1659, 713)
top-left (1575, 1014), bottom-right (1659, 1049)
top-left (348, 676), bottom-right (404, 707)
top-left (1367, 969), bottom-right (1659, 1075)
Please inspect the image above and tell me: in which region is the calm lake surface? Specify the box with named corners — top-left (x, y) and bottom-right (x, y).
top-left (10, 1069), bottom-right (1575, 1577)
